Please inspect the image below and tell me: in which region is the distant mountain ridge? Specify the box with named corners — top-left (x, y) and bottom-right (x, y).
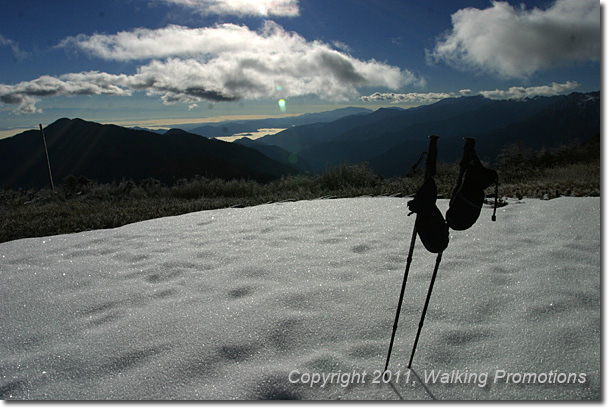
top-left (0, 118), bottom-right (298, 189)
top-left (253, 92), bottom-right (600, 176)
top-left (186, 106), bottom-right (372, 137)
top-left (0, 92), bottom-right (599, 189)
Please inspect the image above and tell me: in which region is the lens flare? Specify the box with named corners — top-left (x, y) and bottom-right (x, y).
top-left (278, 98), bottom-right (286, 112)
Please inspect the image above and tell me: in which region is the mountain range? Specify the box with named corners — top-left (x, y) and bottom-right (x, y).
top-left (0, 92), bottom-right (600, 189)
top-left (0, 119), bottom-right (297, 189)
top-left (183, 106), bottom-right (372, 138)
top-left (249, 91), bottom-right (600, 176)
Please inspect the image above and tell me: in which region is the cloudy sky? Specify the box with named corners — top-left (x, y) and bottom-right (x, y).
top-left (0, 0), bottom-right (601, 132)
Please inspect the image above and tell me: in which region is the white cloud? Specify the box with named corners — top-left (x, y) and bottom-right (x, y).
top-left (1, 22), bottom-right (420, 114)
top-left (156, 0), bottom-right (300, 17)
top-left (58, 24), bottom-right (256, 61)
top-left (0, 72), bottom-right (132, 114)
top-left (0, 34), bottom-right (28, 60)
top-left (427, 0), bottom-right (600, 79)
top-left (360, 81), bottom-right (581, 105)
top-left (479, 81), bottom-right (581, 100)
top-left (332, 40), bottom-right (351, 53)
top-left (360, 92), bottom-right (454, 104)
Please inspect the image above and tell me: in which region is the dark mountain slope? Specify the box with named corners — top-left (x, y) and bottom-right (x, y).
top-left (233, 137), bottom-right (311, 173)
top-left (473, 91), bottom-right (601, 160)
top-left (369, 92), bottom-right (600, 177)
top-left (255, 96), bottom-right (494, 155)
top-left (329, 95), bottom-right (495, 144)
top-left (0, 118), bottom-right (297, 189)
top-left (296, 95), bottom-right (565, 173)
top-left (255, 107), bottom-right (406, 153)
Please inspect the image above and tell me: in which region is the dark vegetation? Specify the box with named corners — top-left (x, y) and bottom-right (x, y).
top-left (1, 135), bottom-right (599, 244)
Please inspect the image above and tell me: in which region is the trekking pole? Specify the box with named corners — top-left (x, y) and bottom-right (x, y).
top-left (407, 251), bottom-right (442, 368)
top-left (406, 137), bottom-right (473, 368)
top-left (384, 135), bottom-right (439, 372)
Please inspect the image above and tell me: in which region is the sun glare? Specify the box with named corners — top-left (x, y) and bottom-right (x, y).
top-left (259, 3), bottom-right (267, 16)
top-left (278, 99), bottom-right (286, 112)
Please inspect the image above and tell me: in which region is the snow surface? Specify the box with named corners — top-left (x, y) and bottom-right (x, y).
top-left (0, 197), bottom-right (600, 400)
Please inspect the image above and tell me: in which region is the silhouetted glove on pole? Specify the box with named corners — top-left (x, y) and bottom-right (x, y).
top-left (407, 178), bottom-right (449, 254)
top-left (446, 139), bottom-right (499, 231)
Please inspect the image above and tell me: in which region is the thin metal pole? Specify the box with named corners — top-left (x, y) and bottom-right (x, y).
top-left (39, 124), bottom-right (55, 192)
top-left (384, 135), bottom-right (439, 371)
top-left (384, 227), bottom-right (417, 371)
top-left (408, 251), bottom-right (443, 368)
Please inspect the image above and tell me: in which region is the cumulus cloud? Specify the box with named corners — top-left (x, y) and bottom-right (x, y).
top-left (0, 72), bottom-right (132, 114)
top-left (1, 22), bottom-right (419, 113)
top-left (478, 81), bottom-right (580, 100)
top-left (360, 92), bottom-right (453, 104)
top-left (427, 0), bottom-right (600, 79)
top-left (360, 81), bottom-right (580, 105)
top-left (156, 0), bottom-right (299, 17)
top-left (58, 23), bottom-right (270, 61)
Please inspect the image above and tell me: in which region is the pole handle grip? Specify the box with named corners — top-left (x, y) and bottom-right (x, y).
top-left (425, 135), bottom-right (439, 179)
top-left (460, 137), bottom-right (476, 166)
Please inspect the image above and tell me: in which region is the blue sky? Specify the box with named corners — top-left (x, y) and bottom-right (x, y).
top-left (0, 0), bottom-right (601, 134)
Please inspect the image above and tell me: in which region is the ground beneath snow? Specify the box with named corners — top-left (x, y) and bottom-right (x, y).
top-left (0, 197), bottom-right (601, 400)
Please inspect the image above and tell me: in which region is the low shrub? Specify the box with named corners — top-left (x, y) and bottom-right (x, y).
top-left (0, 149), bottom-right (600, 243)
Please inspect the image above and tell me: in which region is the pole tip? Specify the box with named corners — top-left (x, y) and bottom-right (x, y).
top-left (463, 137), bottom-right (475, 147)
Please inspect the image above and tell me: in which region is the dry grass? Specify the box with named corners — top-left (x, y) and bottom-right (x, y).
top-left (1, 158), bottom-right (600, 244)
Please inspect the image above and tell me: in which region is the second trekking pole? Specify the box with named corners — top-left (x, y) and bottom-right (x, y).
top-left (384, 134), bottom-right (439, 372)
top-left (406, 137), bottom-right (476, 368)
top-left (407, 251), bottom-right (442, 368)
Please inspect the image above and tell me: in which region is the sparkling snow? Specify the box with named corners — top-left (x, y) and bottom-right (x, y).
top-left (0, 197), bottom-right (600, 400)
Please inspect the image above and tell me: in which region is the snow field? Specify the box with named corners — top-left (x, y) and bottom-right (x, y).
top-left (0, 197), bottom-right (600, 400)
